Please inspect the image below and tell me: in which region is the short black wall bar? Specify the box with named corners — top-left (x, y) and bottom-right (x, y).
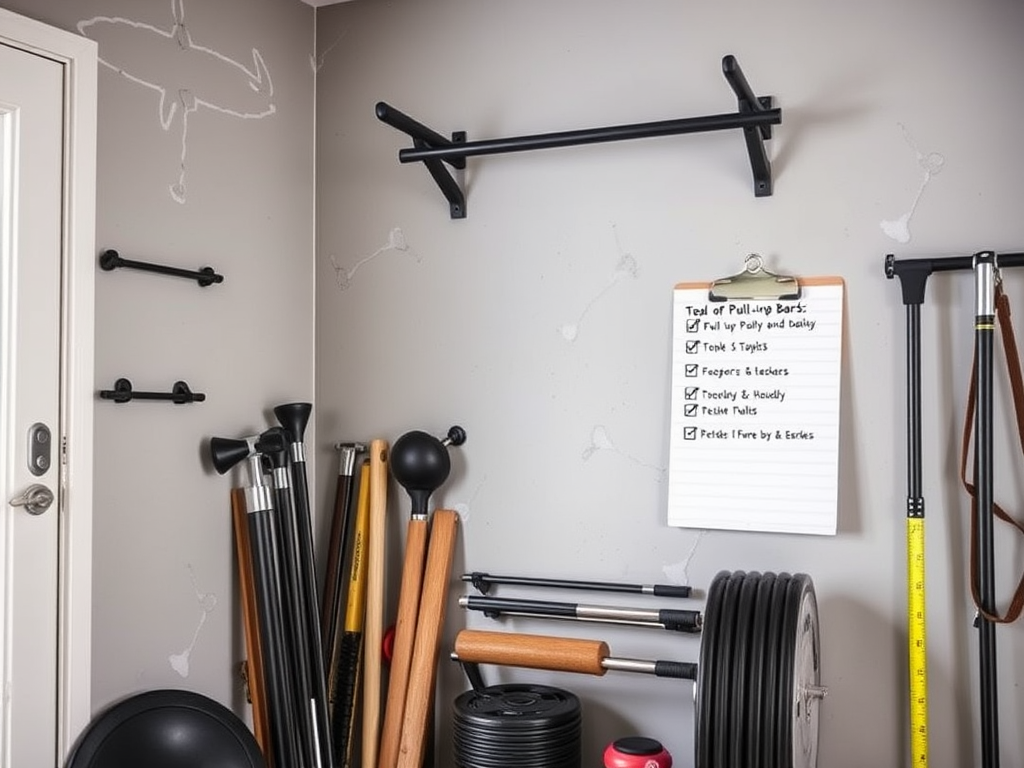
top-left (99, 378), bottom-right (206, 404)
top-left (376, 54), bottom-right (780, 219)
top-left (99, 249), bottom-right (224, 287)
top-left (887, 249), bottom-right (1024, 768)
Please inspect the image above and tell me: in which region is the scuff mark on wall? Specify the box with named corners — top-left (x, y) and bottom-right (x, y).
top-left (78, 0), bottom-right (276, 204)
top-left (880, 123), bottom-right (945, 244)
top-left (559, 227), bottom-right (640, 341)
top-left (662, 529), bottom-right (705, 587)
top-left (312, 28), bottom-right (349, 74)
top-left (329, 227), bottom-right (418, 289)
top-left (168, 564), bottom-right (218, 677)
top-left (581, 425), bottom-right (664, 476)
top-left (452, 476), bottom-right (486, 523)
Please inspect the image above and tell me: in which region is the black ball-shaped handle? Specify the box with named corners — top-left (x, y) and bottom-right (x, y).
top-left (391, 428), bottom-right (463, 517)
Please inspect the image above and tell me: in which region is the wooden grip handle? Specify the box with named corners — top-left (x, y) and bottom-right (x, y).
top-left (362, 439), bottom-right (389, 768)
top-left (395, 510), bottom-right (460, 768)
top-left (454, 630), bottom-right (610, 676)
top-left (378, 518), bottom-right (429, 768)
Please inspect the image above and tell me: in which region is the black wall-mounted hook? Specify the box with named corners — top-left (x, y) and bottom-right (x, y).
top-left (376, 54), bottom-right (781, 218)
top-left (99, 249), bottom-right (224, 287)
top-left (99, 378), bottom-right (206, 404)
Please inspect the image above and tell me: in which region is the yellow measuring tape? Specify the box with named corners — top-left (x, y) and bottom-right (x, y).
top-left (907, 517), bottom-right (928, 765)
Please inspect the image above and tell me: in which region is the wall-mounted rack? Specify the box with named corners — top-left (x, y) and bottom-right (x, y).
top-left (99, 249), bottom-right (224, 287)
top-left (376, 54), bottom-right (781, 219)
top-left (99, 378), bottom-right (206, 404)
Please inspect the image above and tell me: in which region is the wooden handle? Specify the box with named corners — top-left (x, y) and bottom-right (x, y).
top-left (231, 489), bottom-right (273, 765)
top-left (362, 439), bottom-right (389, 768)
top-left (378, 518), bottom-right (429, 768)
top-left (454, 630), bottom-right (610, 676)
top-left (396, 510), bottom-right (460, 768)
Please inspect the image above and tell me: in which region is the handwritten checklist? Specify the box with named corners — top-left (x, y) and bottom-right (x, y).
top-left (666, 277), bottom-right (845, 535)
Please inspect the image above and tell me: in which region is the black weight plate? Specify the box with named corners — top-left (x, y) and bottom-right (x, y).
top-left (454, 683), bottom-right (581, 729)
top-left (746, 572), bottom-right (777, 768)
top-left (775, 574), bottom-right (805, 768)
top-left (762, 572), bottom-right (791, 768)
top-left (712, 571), bottom-right (745, 768)
top-left (728, 571), bottom-right (761, 768)
top-left (695, 570), bottom-right (731, 768)
top-left (784, 574), bottom-right (821, 768)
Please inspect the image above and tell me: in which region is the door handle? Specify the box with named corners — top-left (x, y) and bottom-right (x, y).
top-left (9, 484), bottom-right (54, 515)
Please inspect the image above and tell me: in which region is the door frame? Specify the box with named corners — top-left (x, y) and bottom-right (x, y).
top-left (0, 8), bottom-right (96, 760)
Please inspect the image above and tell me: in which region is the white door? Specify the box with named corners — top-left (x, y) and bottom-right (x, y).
top-left (0, 39), bottom-right (63, 768)
top-left (0, 9), bottom-right (96, 766)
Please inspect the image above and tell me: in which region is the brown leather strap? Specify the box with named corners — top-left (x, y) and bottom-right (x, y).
top-left (960, 285), bottom-right (1024, 623)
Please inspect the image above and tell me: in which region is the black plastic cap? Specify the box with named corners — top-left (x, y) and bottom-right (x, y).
top-left (273, 402), bottom-right (312, 443)
top-left (209, 437), bottom-right (251, 475)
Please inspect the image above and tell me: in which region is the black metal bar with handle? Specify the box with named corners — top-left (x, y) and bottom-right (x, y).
top-left (463, 571), bottom-right (692, 598)
top-left (376, 55), bottom-right (781, 217)
top-left (99, 249), bottom-right (224, 287)
top-left (98, 378), bottom-right (206, 404)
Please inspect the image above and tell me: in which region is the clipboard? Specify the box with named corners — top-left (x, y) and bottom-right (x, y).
top-left (667, 255), bottom-right (844, 536)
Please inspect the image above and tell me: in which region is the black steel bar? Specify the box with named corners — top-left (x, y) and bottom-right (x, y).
top-left (397, 109), bottom-right (781, 164)
top-left (460, 594), bottom-right (702, 633)
top-left (264, 431), bottom-right (318, 768)
top-left (99, 249), bottom-right (223, 287)
top-left (887, 251), bottom-right (1024, 279)
top-left (374, 102), bottom-right (466, 169)
top-left (463, 571), bottom-right (692, 598)
top-left (243, 447), bottom-right (303, 768)
top-left (275, 404), bottom-right (336, 768)
top-left (99, 378), bottom-right (205, 404)
top-left (973, 253), bottom-right (1000, 768)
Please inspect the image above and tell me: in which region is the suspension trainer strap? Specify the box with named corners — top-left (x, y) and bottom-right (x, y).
top-left (961, 285), bottom-right (1024, 623)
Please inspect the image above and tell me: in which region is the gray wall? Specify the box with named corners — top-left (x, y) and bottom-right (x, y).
top-left (314, 1), bottom-right (1024, 767)
top-left (0, 0), bottom-right (316, 717)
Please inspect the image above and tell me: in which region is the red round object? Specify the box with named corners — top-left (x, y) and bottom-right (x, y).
top-left (382, 624), bottom-right (396, 663)
top-left (603, 737), bottom-right (672, 768)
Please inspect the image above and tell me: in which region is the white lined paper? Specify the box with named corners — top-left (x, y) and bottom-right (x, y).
top-left (666, 278), bottom-right (844, 535)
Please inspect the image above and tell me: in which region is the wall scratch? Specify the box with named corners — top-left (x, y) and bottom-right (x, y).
top-left (559, 226), bottom-right (639, 341)
top-left (78, 0), bottom-right (276, 203)
top-left (581, 424), bottom-right (664, 476)
top-left (880, 123), bottom-right (945, 244)
top-left (312, 28), bottom-right (349, 74)
top-left (329, 227), bottom-right (418, 289)
top-left (662, 530), bottom-right (706, 587)
top-left (168, 563), bottom-right (218, 678)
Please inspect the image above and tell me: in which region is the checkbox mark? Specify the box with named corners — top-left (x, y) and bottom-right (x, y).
top-left (684, 363), bottom-right (698, 377)
top-left (685, 386), bottom-right (699, 400)
top-left (683, 426), bottom-right (697, 440)
top-left (686, 339), bottom-right (700, 354)
top-left (684, 403), bottom-right (698, 417)
top-left (686, 318), bottom-right (700, 333)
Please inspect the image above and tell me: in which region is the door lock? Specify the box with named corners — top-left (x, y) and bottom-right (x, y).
top-left (9, 484), bottom-right (54, 515)
top-left (28, 422), bottom-right (51, 476)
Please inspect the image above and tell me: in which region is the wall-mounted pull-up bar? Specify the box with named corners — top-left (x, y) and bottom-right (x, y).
top-left (375, 54), bottom-right (781, 219)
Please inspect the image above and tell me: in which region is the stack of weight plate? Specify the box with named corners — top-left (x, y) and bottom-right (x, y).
top-left (452, 683), bottom-right (582, 768)
top-left (694, 571), bottom-right (821, 768)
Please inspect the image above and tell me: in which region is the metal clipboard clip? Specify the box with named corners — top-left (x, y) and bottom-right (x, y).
top-left (709, 253), bottom-right (800, 302)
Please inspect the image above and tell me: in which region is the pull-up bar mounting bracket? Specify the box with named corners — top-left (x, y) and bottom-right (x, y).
top-left (375, 54), bottom-right (781, 219)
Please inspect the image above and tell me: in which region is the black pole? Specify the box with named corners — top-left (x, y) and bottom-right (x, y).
top-left (886, 255), bottom-right (931, 766)
top-left (973, 252), bottom-right (1000, 768)
top-left (244, 447), bottom-right (302, 768)
top-left (263, 428), bottom-right (319, 768)
top-left (275, 403), bottom-right (335, 768)
top-left (462, 571), bottom-right (692, 598)
top-left (395, 108), bottom-right (781, 164)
